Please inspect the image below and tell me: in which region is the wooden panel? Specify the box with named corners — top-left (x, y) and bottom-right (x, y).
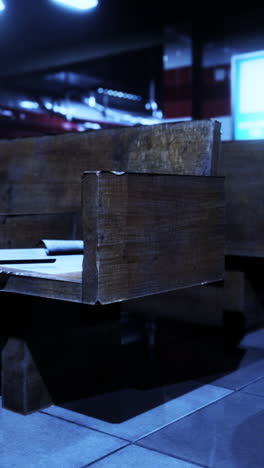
top-left (0, 273), bottom-right (81, 303)
top-left (0, 249), bottom-right (82, 302)
top-left (0, 120), bottom-right (220, 214)
top-left (0, 212), bottom-right (81, 249)
top-left (82, 172), bottom-right (225, 304)
top-left (220, 140), bottom-right (264, 256)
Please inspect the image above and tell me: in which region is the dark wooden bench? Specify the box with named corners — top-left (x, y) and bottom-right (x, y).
top-left (0, 119), bottom-right (225, 413)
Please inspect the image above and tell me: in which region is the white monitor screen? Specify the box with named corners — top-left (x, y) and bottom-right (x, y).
top-left (232, 50), bottom-right (264, 139)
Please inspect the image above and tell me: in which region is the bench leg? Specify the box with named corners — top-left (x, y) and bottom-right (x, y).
top-left (2, 337), bottom-right (53, 415)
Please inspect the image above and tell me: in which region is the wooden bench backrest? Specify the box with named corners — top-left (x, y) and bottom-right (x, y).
top-left (82, 171), bottom-right (224, 304)
top-left (0, 120), bottom-right (220, 248)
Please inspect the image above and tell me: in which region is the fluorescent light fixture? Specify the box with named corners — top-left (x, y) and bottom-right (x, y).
top-left (51, 0), bottom-right (98, 11)
top-left (0, 0), bottom-right (6, 12)
top-left (20, 100), bottom-right (39, 110)
top-left (44, 101), bottom-right (53, 110)
top-left (97, 87), bottom-right (141, 101)
top-left (0, 109), bottom-right (13, 117)
top-left (82, 122), bottom-right (101, 130)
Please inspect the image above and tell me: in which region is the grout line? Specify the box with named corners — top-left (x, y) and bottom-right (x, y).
top-left (235, 375), bottom-right (264, 391)
top-left (197, 375), bottom-right (264, 394)
top-left (134, 389), bottom-right (234, 444)
top-left (80, 443), bottom-right (209, 468)
top-left (81, 444), bottom-right (131, 468)
top-left (195, 375), bottom-right (237, 390)
top-left (239, 390), bottom-right (264, 398)
top-left (39, 409), bottom-right (131, 443)
top-left (197, 381), bottom-right (235, 391)
top-left (40, 384), bottom-right (233, 447)
top-left (131, 444), bottom-right (210, 468)
top-left (194, 385), bottom-right (234, 396)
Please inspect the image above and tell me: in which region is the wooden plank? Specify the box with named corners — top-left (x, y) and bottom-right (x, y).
top-left (0, 212), bottom-right (80, 249)
top-left (0, 249), bottom-right (82, 302)
top-left (82, 171), bottom-right (225, 305)
top-left (0, 275), bottom-right (82, 302)
top-left (220, 140), bottom-right (264, 256)
top-left (0, 120), bottom-right (220, 215)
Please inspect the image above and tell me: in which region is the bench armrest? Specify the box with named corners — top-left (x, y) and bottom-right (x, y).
top-left (82, 171), bottom-right (225, 304)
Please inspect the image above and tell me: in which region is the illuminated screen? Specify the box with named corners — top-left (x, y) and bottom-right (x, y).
top-left (232, 51), bottom-right (264, 139)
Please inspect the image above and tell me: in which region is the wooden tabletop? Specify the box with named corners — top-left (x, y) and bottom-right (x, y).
top-left (0, 249), bottom-right (82, 302)
top-left (0, 249), bottom-right (82, 281)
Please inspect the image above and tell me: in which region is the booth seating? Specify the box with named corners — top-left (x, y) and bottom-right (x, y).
top-left (0, 119), bottom-right (225, 414)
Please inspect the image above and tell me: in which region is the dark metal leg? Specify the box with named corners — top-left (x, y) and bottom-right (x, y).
top-left (2, 337), bottom-right (52, 415)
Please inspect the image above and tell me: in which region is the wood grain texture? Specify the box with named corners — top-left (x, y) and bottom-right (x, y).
top-left (0, 212), bottom-right (80, 249)
top-left (82, 171), bottom-right (225, 304)
top-left (0, 120), bottom-right (220, 215)
top-left (220, 140), bottom-right (264, 256)
top-left (0, 274), bottom-right (81, 302)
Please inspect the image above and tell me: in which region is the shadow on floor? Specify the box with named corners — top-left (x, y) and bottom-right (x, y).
top-left (0, 292), bottom-right (249, 423)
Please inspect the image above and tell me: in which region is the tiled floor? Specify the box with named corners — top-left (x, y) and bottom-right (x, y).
top-left (1, 322), bottom-right (264, 467)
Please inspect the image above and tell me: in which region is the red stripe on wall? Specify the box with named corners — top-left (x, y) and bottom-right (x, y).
top-left (163, 64), bottom-right (231, 119)
top-left (164, 100), bottom-right (192, 119)
top-left (203, 98), bottom-right (230, 118)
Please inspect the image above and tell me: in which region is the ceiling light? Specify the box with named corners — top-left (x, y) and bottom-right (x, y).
top-left (97, 88), bottom-right (141, 101)
top-left (82, 122), bottom-right (101, 130)
top-left (0, 1), bottom-right (6, 12)
top-left (83, 95), bottom-right (96, 107)
top-left (19, 100), bottom-right (40, 110)
top-left (44, 101), bottom-right (53, 110)
top-left (51, 0), bottom-right (98, 11)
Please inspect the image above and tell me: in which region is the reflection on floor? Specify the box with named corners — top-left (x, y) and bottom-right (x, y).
top-left (2, 309), bottom-right (264, 468)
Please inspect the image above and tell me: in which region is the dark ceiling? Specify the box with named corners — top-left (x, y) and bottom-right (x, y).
top-left (0, 0), bottom-right (264, 104)
top-left (0, 0), bottom-right (165, 60)
top-left (1, 0), bottom-right (264, 65)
